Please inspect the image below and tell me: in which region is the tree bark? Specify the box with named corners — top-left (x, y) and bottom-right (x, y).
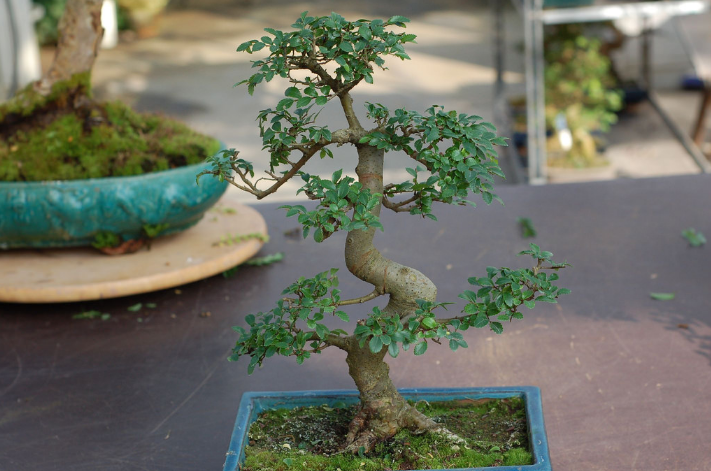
top-left (341, 337), bottom-right (456, 453)
top-left (35, 0), bottom-right (104, 95)
top-left (338, 93), bottom-right (461, 452)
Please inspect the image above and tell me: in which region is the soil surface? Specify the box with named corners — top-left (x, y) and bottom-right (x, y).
top-left (244, 397), bottom-right (531, 471)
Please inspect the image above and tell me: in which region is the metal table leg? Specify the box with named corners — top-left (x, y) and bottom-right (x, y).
top-left (524, 0), bottom-right (547, 184)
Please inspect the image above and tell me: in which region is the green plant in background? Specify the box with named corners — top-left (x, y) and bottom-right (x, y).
top-left (650, 292), bottom-right (675, 301)
top-left (72, 309), bottom-right (110, 320)
top-left (517, 217), bottom-right (537, 238)
top-left (544, 27), bottom-right (622, 168)
top-left (222, 252), bottom-right (285, 278)
top-left (200, 12), bottom-right (570, 455)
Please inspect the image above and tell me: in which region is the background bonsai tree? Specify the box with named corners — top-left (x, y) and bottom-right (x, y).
top-left (544, 29), bottom-right (623, 168)
top-left (201, 12), bottom-right (569, 453)
top-left (1, 0), bottom-right (219, 183)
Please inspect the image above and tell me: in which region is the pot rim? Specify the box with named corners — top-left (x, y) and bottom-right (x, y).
top-left (0, 159), bottom-right (215, 188)
top-left (224, 386), bottom-right (551, 471)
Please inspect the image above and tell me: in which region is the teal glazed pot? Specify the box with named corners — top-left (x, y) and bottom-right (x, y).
top-left (0, 161), bottom-right (228, 249)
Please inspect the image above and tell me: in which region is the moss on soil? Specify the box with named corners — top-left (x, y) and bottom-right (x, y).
top-left (0, 73), bottom-right (220, 182)
top-left (243, 397), bottom-right (531, 471)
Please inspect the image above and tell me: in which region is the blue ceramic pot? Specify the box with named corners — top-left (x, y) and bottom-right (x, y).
top-left (223, 387), bottom-right (552, 471)
top-left (0, 161), bottom-right (228, 249)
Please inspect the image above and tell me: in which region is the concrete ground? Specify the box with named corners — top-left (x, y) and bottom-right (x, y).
top-left (1, 175), bottom-right (710, 471)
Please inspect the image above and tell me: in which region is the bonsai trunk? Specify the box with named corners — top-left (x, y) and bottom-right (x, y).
top-left (36, 0), bottom-right (104, 95)
top-left (1, 0), bottom-right (103, 128)
top-left (339, 141), bottom-right (464, 453)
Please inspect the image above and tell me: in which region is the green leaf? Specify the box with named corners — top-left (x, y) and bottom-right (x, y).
top-left (285, 87), bottom-right (301, 98)
top-left (369, 335), bottom-right (384, 353)
top-left (473, 313), bottom-right (489, 328)
top-left (315, 96), bottom-right (328, 106)
top-left (388, 342), bottom-right (399, 358)
top-left (127, 303), bottom-right (142, 312)
top-left (517, 217), bottom-right (537, 238)
top-left (503, 291), bottom-right (514, 307)
top-left (315, 323), bottom-right (329, 339)
top-left (682, 228), bottom-right (706, 247)
top-left (296, 96), bottom-right (312, 108)
top-left (490, 322), bottom-right (504, 334)
top-left (449, 339), bottom-right (459, 351)
top-left (413, 341), bottom-right (428, 356)
top-left (335, 311), bottom-right (349, 322)
top-left (650, 292), bottom-right (675, 301)
top-left (387, 15), bottom-right (410, 24)
top-left (236, 41), bottom-right (253, 52)
top-left (339, 41), bottom-right (354, 52)
top-left (421, 317), bottom-right (437, 329)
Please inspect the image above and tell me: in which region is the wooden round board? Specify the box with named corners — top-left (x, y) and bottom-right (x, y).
top-left (0, 198), bottom-right (267, 303)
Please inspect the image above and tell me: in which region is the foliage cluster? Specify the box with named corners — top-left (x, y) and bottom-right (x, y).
top-left (204, 10), bottom-right (571, 373)
top-left (231, 244), bottom-right (568, 373)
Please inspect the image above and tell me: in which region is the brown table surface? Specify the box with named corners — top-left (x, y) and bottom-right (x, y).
top-left (1, 174), bottom-right (710, 471)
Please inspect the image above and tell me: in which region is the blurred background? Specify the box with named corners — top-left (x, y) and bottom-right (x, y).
top-left (2, 0), bottom-right (710, 193)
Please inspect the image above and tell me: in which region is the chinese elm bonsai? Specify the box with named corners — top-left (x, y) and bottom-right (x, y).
top-left (200, 12), bottom-right (570, 455)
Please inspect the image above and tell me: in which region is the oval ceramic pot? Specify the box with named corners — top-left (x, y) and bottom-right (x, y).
top-left (223, 387), bottom-right (552, 471)
top-left (0, 161), bottom-right (228, 249)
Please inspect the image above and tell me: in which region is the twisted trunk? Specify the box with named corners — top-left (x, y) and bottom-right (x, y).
top-left (338, 106), bottom-right (462, 452)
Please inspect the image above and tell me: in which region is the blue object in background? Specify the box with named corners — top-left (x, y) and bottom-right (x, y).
top-left (223, 387), bottom-right (552, 471)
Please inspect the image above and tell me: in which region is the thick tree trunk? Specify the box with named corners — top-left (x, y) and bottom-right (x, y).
top-left (338, 113), bottom-right (463, 452)
top-left (1, 0), bottom-right (103, 131)
top-left (341, 337), bottom-right (455, 453)
top-left (35, 0), bottom-right (104, 95)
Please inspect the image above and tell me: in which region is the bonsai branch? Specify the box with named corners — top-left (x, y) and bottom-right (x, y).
top-left (337, 289), bottom-right (383, 306)
top-left (382, 194), bottom-right (418, 212)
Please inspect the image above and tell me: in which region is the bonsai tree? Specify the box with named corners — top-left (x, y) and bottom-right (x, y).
top-left (1, 0), bottom-right (221, 252)
top-left (544, 31), bottom-right (623, 168)
top-left (1, 0), bottom-right (219, 184)
top-left (201, 12), bottom-right (569, 453)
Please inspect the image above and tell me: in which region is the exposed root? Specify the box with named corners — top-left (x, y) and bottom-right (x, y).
top-left (403, 406), bottom-right (467, 444)
top-left (340, 401), bottom-right (466, 454)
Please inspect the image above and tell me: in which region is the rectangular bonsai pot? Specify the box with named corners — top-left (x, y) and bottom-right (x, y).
top-left (222, 387), bottom-right (552, 471)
